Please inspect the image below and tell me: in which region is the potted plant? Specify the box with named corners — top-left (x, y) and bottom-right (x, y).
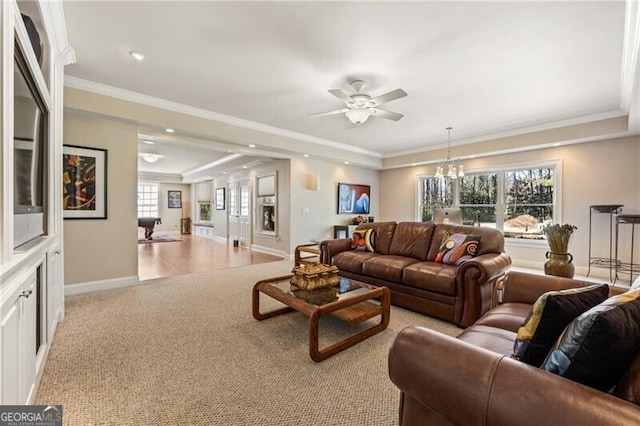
top-left (541, 223), bottom-right (578, 278)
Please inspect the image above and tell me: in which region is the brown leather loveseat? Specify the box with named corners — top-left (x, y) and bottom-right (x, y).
top-left (320, 221), bottom-right (511, 327)
top-left (388, 271), bottom-right (640, 425)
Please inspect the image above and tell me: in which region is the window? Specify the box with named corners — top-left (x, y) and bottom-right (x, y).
top-left (137, 182), bottom-right (158, 218)
top-left (418, 163), bottom-right (558, 240)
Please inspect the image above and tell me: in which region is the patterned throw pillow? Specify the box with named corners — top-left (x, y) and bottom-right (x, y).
top-left (512, 284), bottom-right (609, 367)
top-left (542, 289), bottom-right (640, 391)
top-left (435, 233), bottom-right (481, 265)
top-left (351, 229), bottom-right (375, 252)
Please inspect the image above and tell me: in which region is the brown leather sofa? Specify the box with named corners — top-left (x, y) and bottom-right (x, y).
top-left (320, 221), bottom-right (511, 327)
top-left (388, 271), bottom-right (640, 425)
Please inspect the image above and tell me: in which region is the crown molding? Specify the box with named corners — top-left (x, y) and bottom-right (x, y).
top-left (383, 109), bottom-right (628, 159)
top-left (63, 76), bottom-right (383, 159)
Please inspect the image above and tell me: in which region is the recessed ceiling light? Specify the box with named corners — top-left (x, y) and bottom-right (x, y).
top-left (303, 154), bottom-right (309, 158)
top-left (242, 166), bottom-right (248, 169)
top-left (344, 161), bottom-right (350, 165)
top-left (249, 144), bottom-right (256, 148)
top-left (165, 128), bottom-right (175, 133)
top-left (129, 51), bottom-right (145, 61)
top-left (142, 140), bottom-right (155, 145)
top-left (222, 171), bottom-right (227, 174)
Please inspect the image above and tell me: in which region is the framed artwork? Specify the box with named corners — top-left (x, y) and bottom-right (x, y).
top-left (215, 187), bottom-right (225, 210)
top-left (63, 145), bottom-right (108, 219)
top-left (337, 183), bottom-right (370, 214)
top-left (198, 202), bottom-right (212, 222)
top-left (168, 190), bottom-right (182, 208)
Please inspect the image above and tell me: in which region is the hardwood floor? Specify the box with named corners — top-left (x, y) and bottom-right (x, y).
top-left (138, 233), bottom-right (284, 281)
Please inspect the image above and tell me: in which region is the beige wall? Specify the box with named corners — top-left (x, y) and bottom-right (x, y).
top-left (290, 157), bottom-right (379, 250)
top-left (63, 113), bottom-right (138, 285)
top-left (380, 136), bottom-right (640, 278)
top-left (156, 183), bottom-right (191, 232)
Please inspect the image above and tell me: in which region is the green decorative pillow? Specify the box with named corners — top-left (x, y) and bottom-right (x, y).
top-left (512, 284), bottom-right (609, 367)
top-left (542, 289), bottom-right (640, 391)
top-left (351, 229), bottom-right (375, 252)
top-left (435, 233), bottom-right (480, 265)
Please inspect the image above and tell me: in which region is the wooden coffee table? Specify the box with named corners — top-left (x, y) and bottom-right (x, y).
top-left (252, 275), bottom-right (390, 362)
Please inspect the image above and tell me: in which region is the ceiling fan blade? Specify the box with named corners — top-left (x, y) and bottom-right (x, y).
top-left (328, 89), bottom-right (352, 103)
top-left (369, 88), bottom-right (407, 106)
top-left (371, 109), bottom-right (404, 121)
top-left (309, 108), bottom-right (350, 117)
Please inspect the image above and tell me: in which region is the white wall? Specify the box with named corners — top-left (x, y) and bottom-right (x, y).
top-left (290, 157), bottom-right (379, 252)
top-left (380, 136), bottom-right (640, 279)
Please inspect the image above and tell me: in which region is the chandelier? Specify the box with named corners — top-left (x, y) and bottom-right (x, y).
top-left (434, 127), bottom-right (464, 179)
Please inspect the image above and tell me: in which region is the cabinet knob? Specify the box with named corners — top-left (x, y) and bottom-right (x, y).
top-left (19, 288), bottom-right (33, 299)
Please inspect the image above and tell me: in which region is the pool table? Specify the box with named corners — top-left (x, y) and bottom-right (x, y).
top-left (138, 217), bottom-right (162, 240)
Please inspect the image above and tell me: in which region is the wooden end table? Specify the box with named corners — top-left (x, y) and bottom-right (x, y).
top-left (252, 275), bottom-right (390, 362)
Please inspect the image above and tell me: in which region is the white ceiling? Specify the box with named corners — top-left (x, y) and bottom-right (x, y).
top-left (61, 1), bottom-right (639, 177)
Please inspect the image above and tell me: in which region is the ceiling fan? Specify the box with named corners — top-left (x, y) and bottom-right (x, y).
top-left (310, 80), bottom-right (407, 125)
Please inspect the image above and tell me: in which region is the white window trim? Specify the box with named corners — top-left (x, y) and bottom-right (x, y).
top-left (415, 159), bottom-right (563, 245)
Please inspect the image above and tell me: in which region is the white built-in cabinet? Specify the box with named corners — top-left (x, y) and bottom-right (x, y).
top-left (0, 0), bottom-right (72, 405)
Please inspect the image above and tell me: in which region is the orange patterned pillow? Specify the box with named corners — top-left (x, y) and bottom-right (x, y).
top-left (351, 229), bottom-right (375, 252)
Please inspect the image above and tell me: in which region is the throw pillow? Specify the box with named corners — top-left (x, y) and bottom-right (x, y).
top-left (542, 289), bottom-right (640, 392)
top-left (435, 233), bottom-right (481, 265)
top-left (512, 284), bottom-right (609, 367)
top-left (351, 229), bottom-right (375, 252)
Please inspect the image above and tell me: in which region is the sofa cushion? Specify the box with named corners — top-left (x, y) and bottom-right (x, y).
top-left (355, 222), bottom-right (396, 255)
top-left (402, 262), bottom-right (457, 295)
top-left (351, 229), bottom-right (375, 252)
top-left (475, 302), bottom-right (532, 333)
top-left (427, 224), bottom-right (504, 261)
top-left (457, 324), bottom-right (516, 357)
top-left (542, 289), bottom-right (640, 391)
top-left (388, 222), bottom-right (434, 261)
top-left (362, 255), bottom-right (419, 282)
top-left (332, 251), bottom-right (379, 274)
top-left (435, 233), bottom-right (481, 265)
top-left (513, 284), bottom-right (609, 367)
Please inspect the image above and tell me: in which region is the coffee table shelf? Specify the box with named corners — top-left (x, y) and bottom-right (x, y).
top-left (252, 275), bottom-right (390, 361)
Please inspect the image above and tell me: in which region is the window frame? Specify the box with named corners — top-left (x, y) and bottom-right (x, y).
top-left (416, 159), bottom-right (562, 245)
top-left (137, 181), bottom-right (159, 218)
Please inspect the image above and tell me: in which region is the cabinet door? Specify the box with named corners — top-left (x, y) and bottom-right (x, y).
top-left (1, 303), bottom-right (21, 404)
top-left (1, 273), bottom-right (37, 405)
top-left (21, 279), bottom-right (37, 402)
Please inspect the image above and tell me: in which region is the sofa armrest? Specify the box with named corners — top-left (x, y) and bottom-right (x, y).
top-left (502, 271), bottom-right (602, 305)
top-left (389, 326), bottom-right (640, 426)
top-left (389, 326), bottom-right (501, 425)
top-left (456, 252), bottom-right (512, 327)
top-left (319, 238), bottom-right (352, 264)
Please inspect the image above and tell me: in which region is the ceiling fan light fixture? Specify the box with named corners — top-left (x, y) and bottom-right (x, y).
top-left (345, 108), bottom-right (371, 125)
top-left (141, 153), bottom-right (161, 163)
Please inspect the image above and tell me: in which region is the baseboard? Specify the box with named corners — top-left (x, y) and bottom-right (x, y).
top-left (250, 244), bottom-right (287, 259)
top-left (65, 275), bottom-right (140, 296)
top-left (211, 235), bottom-right (227, 243)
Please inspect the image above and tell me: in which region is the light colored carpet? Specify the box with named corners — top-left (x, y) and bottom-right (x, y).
top-left (36, 261), bottom-right (461, 425)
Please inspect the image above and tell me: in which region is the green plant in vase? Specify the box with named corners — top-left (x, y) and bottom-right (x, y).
top-left (541, 223), bottom-right (577, 278)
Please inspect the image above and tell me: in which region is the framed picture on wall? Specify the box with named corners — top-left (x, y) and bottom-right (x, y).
top-left (215, 188), bottom-right (225, 210)
top-left (62, 144), bottom-right (108, 219)
top-left (337, 183), bottom-right (370, 214)
top-left (168, 190), bottom-right (182, 208)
